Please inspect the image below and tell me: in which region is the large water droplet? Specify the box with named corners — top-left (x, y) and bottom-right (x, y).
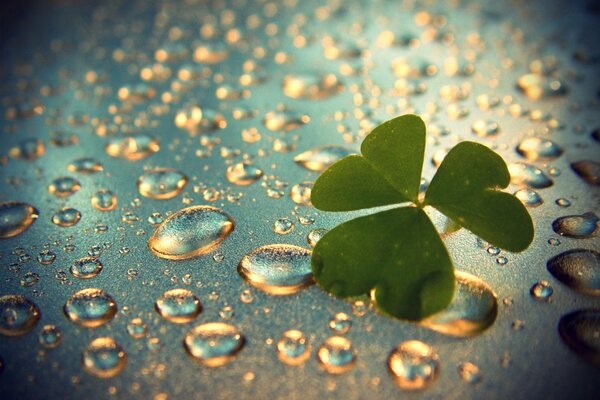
top-left (558, 309), bottom-right (600, 366)
top-left (183, 322), bottom-right (244, 367)
top-left (282, 73), bottom-right (342, 99)
top-left (263, 110), bottom-right (310, 132)
top-left (91, 190), bottom-right (118, 211)
top-left (70, 257), bottom-right (103, 279)
top-left (552, 212), bottom-right (599, 239)
top-left (418, 271), bottom-right (497, 337)
top-left (0, 202), bottom-right (39, 239)
top-left (155, 289), bottom-right (202, 323)
top-left (547, 249), bottom-right (600, 295)
top-left (0, 295), bottom-right (40, 336)
top-left (137, 168), bottom-right (188, 199)
top-left (238, 244), bottom-right (313, 295)
top-left (317, 336), bottom-right (356, 374)
top-left (47, 177), bottom-right (81, 197)
top-left (277, 329), bottom-right (310, 366)
top-left (293, 146), bottom-right (353, 172)
top-left (387, 340), bottom-right (439, 390)
top-left (105, 135), bottom-right (160, 161)
top-left (516, 137), bottom-right (563, 160)
top-left (571, 161), bottom-right (600, 186)
top-left (225, 162), bottom-right (263, 185)
top-left (82, 337), bottom-right (127, 378)
top-left (148, 206), bottom-right (235, 260)
top-left (508, 162), bottom-right (553, 188)
top-left (64, 288), bottom-right (117, 328)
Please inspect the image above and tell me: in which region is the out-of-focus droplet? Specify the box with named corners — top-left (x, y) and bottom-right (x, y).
top-left (293, 146), bottom-right (353, 172)
top-left (329, 312), bottom-right (352, 334)
top-left (471, 119), bottom-right (499, 137)
top-left (226, 162), bottom-right (263, 186)
top-left (67, 157), bottom-right (104, 174)
top-left (317, 336), bottom-right (356, 374)
top-left (0, 202), bottom-right (39, 239)
top-left (48, 177), bottom-right (81, 197)
top-left (290, 182), bottom-right (313, 205)
top-left (82, 337), bottom-right (127, 378)
top-left (238, 244), bottom-right (313, 295)
top-left (70, 257), bottom-right (103, 279)
top-left (547, 249), bottom-right (600, 295)
top-left (552, 212), bottom-right (599, 239)
top-left (277, 329), bottom-right (310, 366)
top-left (558, 309), bottom-right (600, 366)
top-left (458, 362), bottom-right (481, 384)
top-left (38, 325), bottom-right (62, 349)
top-left (517, 73), bottom-right (567, 99)
top-left (282, 73), bottom-right (342, 99)
top-left (184, 322), bottom-right (244, 367)
top-left (9, 138), bottom-right (45, 160)
top-left (52, 208), bottom-right (81, 227)
top-left (388, 340), bottom-right (439, 390)
top-left (571, 161), bottom-right (600, 186)
top-left (516, 137), bottom-right (563, 160)
top-left (64, 288), bottom-right (117, 328)
top-left (148, 206), bottom-right (235, 260)
top-left (127, 318), bottom-right (147, 339)
top-left (263, 110), bottom-right (310, 132)
top-left (105, 135), bottom-right (160, 161)
top-left (0, 295), bottom-right (40, 336)
top-left (155, 289), bottom-right (202, 324)
top-left (514, 189), bottom-right (543, 207)
top-left (137, 168), bottom-right (188, 199)
top-left (91, 190), bottom-right (118, 211)
top-left (508, 162), bottom-right (553, 188)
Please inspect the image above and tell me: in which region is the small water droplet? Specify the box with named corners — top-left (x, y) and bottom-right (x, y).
top-left (91, 190), bottom-right (118, 212)
top-left (290, 182), bottom-right (313, 206)
top-left (148, 206), bottom-right (235, 260)
top-left (555, 198), bottom-right (571, 208)
top-left (0, 295), bottom-right (40, 336)
top-left (52, 208), bottom-right (82, 227)
top-left (38, 325), bottom-right (62, 349)
top-left (226, 162), bottom-right (263, 185)
top-left (238, 244), bottom-right (313, 295)
top-left (293, 146), bottom-right (353, 172)
top-left (273, 218), bottom-right (295, 234)
top-left (517, 73), bottom-right (567, 99)
top-left (514, 189), bottom-right (543, 207)
top-left (70, 257), bottom-right (103, 279)
top-left (571, 161), bottom-right (600, 186)
top-left (64, 288), bottom-right (117, 328)
top-left (471, 119), bottom-right (499, 137)
top-left (508, 162), bottom-right (553, 188)
top-left (155, 289), bottom-right (202, 324)
top-left (317, 336), bottom-right (356, 374)
top-left (47, 177), bottom-right (81, 197)
top-left (82, 337), bottom-right (127, 378)
top-left (0, 202), bottom-right (39, 238)
top-left (388, 340), bottom-right (439, 390)
top-left (277, 329), bottom-right (310, 366)
top-left (67, 157), bottom-right (104, 174)
top-left (307, 228), bottom-right (327, 247)
top-left (263, 110), bottom-right (310, 132)
top-left (458, 362), bottom-right (481, 384)
top-left (126, 318), bottom-right (147, 339)
top-left (516, 137), bottom-right (563, 160)
top-left (329, 312), bottom-right (352, 334)
top-left (547, 249), bottom-right (600, 295)
top-left (137, 168), bottom-right (188, 199)
top-left (105, 135), bottom-right (160, 161)
top-left (552, 212), bottom-right (599, 238)
top-left (558, 309), bottom-right (600, 366)
top-left (530, 281), bottom-right (553, 302)
top-left (37, 249), bottom-right (56, 265)
top-left (282, 73), bottom-right (342, 99)
top-left (183, 322), bottom-right (244, 367)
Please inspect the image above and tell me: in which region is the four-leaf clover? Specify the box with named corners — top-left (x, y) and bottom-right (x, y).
top-left (310, 114), bottom-right (534, 320)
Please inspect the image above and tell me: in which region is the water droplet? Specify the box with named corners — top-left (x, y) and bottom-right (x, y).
top-left (0, 295), bottom-right (40, 336)
top-left (137, 168), bottom-right (188, 199)
top-left (282, 73), bottom-right (342, 99)
top-left (317, 336), bottom-right (356, 374)
top-left (555, 198), bottom-right (571, 208)
top-left (329, 312), bottom-right (352, 334)
top-left (183, 322), bottom-right (244, 367)
top-left (67, 157), bottom-right (104, 174)
top-left (47, 177), bottom-right (81, 197)
top-left (226, 162), bottom-right (263, 185)
top-left (9, 138), bottom-right (45, 160)
top-left (238, 244), bottom-right (313, 295)
top-left (273, 218), bottom-right (295, 234)
top-left (91, 190), bottom-right (118, 211)
top-left (52, 208), bottom-right (81, 227)
top-left (419, 271), bottom-right (497, 337)
top-left (387, 340), bottom-right (439, 390)
top-left (82, 337), bottom-right (127, 378)
top-left (37, 249), bottom-right (56, 265)
top-left (571, 161), bottom-right (600, 186)
top-left (547, 249), bottom-right (600, 295)
top-left (514, 189), bottom-right (543, 207)
top-left (193, 43), bottom-right (229, 64)
top-left (148, 206), bottom-right (234, 260)
top-left (64, 288), bottom-right (117, 328)
top-left (517, 73), bottom-right (567, 99)
top-left (307, 228), bottom-right (327, 247)
top-left (558, 309), bottom-right (600, 366)
top-left (508, 162), bottom-right (553, 188)
top-left (70, 257), bottom-right (103, 279)
top-left (155, 289), bottom-right (202, 324)
top-left (277, 329), bottom-right (310, 366)
top-left (38, 325), bottom-right (62, 349)
top-left (126, 318), bottom-right (147, 339)
top-left (290, 182), bottom-right (313, 206)
top-left (471, 119), bottom-right (499, 137)
top-left (530, 280), bottom-right (553, 302)
top-left (516, 137), bottom-right (563, 160)
top-left (20, 271), bottom-right (40, 287)
top-left (552, 212), bottom-right (599, 238)
top-left (0, 202), bottom-right (39, 238)
top-left (293, 146), bottom-right (353, 172)
top-left (458, 362), bottom-right (481, 384)
top-left (263, 110), bottom-right (310, 132)
top-left (105, 135), bottom-right (160, 161)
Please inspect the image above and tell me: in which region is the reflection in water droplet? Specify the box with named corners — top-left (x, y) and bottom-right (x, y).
top-left (293, 145), bottom-right (353, 172)
top-left (64, 288), bottom-right (117, 328)
top-left (0, 202), bottom-right (39, 239)
top-left (552, 213), bottom-right (599, 239)
top-left (277, 330), bottom-right (310, 366)
top-left (148, 206), bottom-right (235, 260)
top-left (47, 177), bottom-right (81, 197)
top-left (184, 322), bottom-right (244, 367)
top-left (514, 189), bottom-right (543, 207)
top-left (82, 337), bottom-right (127, 378)
top-left (9, 138), bottom-right (45, 160)
top-left (283, 73), bottom-right (342, 99)
top-left (558, 309), bottom-right (600, 366)
top-left (238, 244), bottom-right (313, 295)
top-left (388, 340), bottom-right (439, 390)
top-left (91, 190), bottom-right (118, 212)
top-left (105, 135), bottom-right (160, 161)
top-left (516, 137), bottom-right (563, 161)
top-left (263, 110), bottom-right (310, 132)
top-left (52, 208), bottom-right (81, 227)
top-left (418, 271), bottom-right (497, 337)
top-left (70, 257), bottom-right (103, 279)
top-left (571, 161), bottom-right (600, 186)
top-left (137, 168), bottom-right (188, 199)
top-left (508, 162), bottom-right (553, 188)
top-left (38, 325), bottom-right (62, 349)
top-left (317, 336), bottom-right (356, 374)
top-left (0, 295), bottom-right (40, 336)
top-left (67, 157), bottom-right (104, 174)
top-left (530, 280), bottom-right (553, 302)
top-left (226, 162), bottom-right (263, 185)
top-left (547, 249), bottom-right (600, 295)
top-left (517, 73), bottom-right (567, 99)
top-left (155, 289), bottom-right (202, 323)
top-left (458, 362), bottom-right (481, 384)
top-left (290, 182), bottom-right (313, 205)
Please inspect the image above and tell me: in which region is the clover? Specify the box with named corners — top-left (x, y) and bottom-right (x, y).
top-left (310, 114), bottom-right (534, 320)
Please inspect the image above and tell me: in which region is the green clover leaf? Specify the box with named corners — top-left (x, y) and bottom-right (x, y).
top-left (310, 114), bottom-right (534, 320)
